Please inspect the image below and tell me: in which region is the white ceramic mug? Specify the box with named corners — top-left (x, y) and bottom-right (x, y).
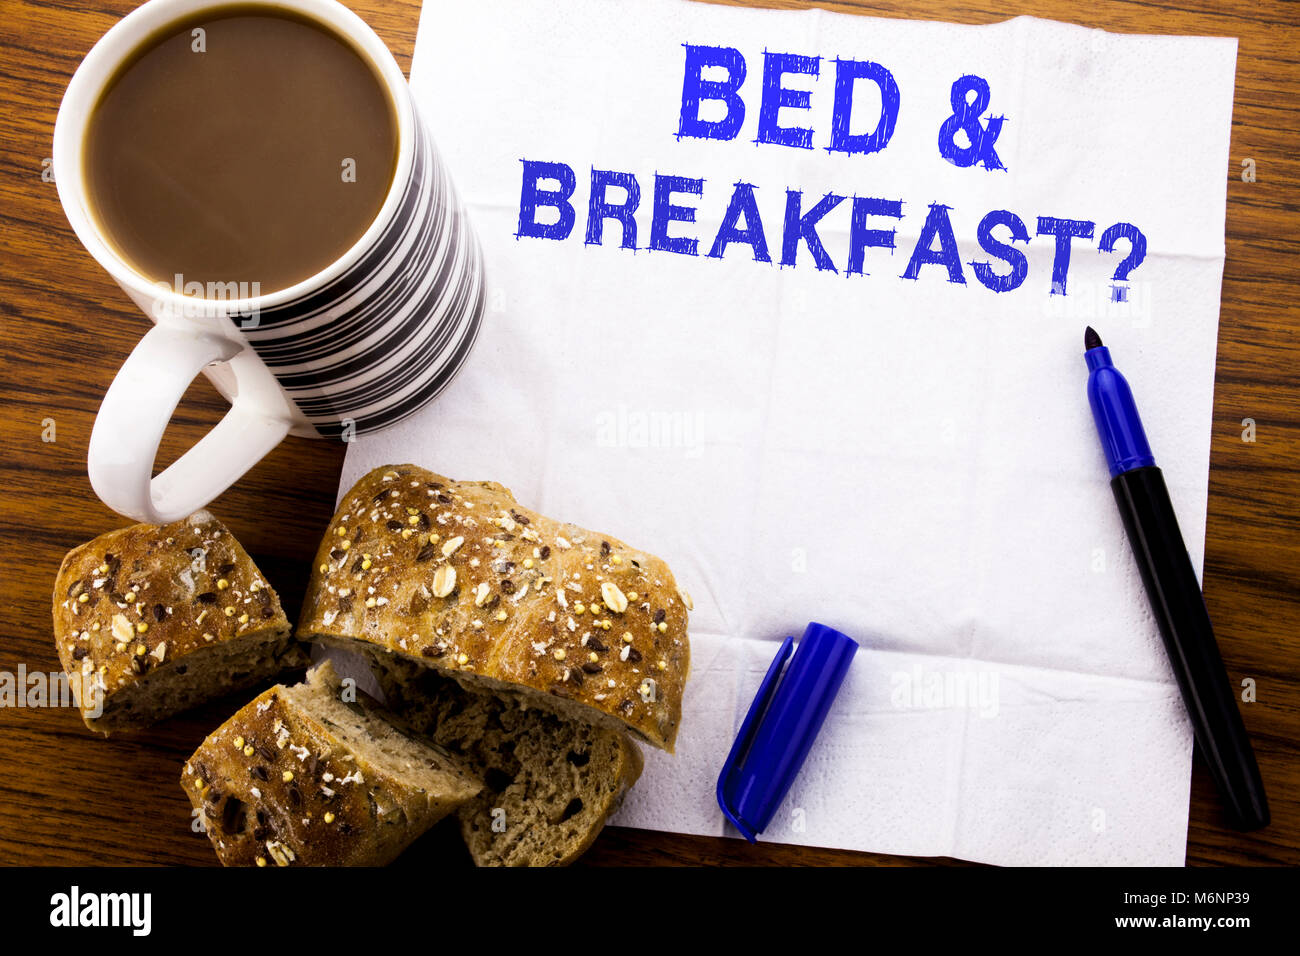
top-left (54, 0), bottom-right (483, 524)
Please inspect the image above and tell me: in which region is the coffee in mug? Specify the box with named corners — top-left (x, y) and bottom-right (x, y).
top-left (54, 0), bottom-right (485, 524)
top-left (84, 6), bottom-right (399, 296)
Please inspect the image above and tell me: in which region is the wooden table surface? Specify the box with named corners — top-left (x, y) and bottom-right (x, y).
top-left (1, 0), bottom-right (1296, 867)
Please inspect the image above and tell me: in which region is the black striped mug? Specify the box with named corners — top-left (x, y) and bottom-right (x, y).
top-left (54, 0), bottom-right (484, 523)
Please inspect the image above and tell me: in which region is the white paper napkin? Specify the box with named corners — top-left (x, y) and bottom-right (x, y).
top-left (339, 0), bottom-right (1237, 865)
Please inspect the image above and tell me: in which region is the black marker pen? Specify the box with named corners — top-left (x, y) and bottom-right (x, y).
top-left (1084, 326), bottom-right (1268, 830)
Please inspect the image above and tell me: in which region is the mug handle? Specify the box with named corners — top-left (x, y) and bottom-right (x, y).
top-left (88, 324), bottom-right (292, 524)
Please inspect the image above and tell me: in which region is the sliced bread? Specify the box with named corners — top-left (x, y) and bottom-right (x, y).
top-left (296, 464), bottom-right (691, 751)
top-left (182, 661), bottom-right (481, 866)
top-left (52, 510), bottom-right (306, 734)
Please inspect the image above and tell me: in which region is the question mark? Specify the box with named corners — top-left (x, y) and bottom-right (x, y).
top-left (1098, 222), bottom-right (1147, 303)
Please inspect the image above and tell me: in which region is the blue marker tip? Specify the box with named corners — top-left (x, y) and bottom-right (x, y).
top-left (1084, 331), bottom-right (1155, 478)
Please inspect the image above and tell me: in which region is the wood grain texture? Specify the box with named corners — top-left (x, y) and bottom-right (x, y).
top-left (0, 0), bottom-right (1295, 867)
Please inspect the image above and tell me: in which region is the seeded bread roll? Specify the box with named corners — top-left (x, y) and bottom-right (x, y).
top-left (297, 464), bottom-right (690, 751)
top-left (51, 511), bottom-right (307, 735)
top-left (182, 661), bottom-right (482, 867)
top-left (370, 648), bottom-right (643, 866)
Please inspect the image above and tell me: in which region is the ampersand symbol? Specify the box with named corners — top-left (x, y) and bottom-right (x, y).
top-left (937, 75), bottom-right (1007, 171)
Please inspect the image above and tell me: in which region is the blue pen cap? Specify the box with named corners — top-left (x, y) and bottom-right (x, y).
top-left (717, 622), bottom-right (859, 842)
top-left (1085, 345), bottom-right (1155, 477)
